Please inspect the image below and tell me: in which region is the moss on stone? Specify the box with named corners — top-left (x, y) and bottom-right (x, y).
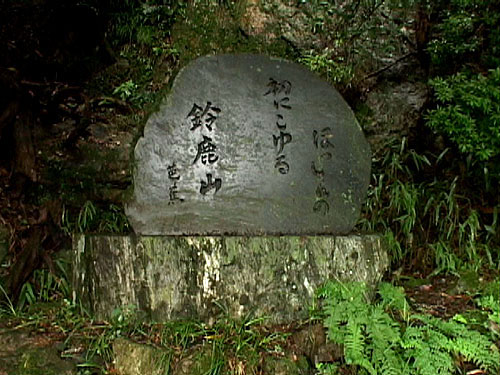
top-left (73, 234), bottom-right (388, 323)
top-left (114, 338), bottom-right (171, 375)
top-left (16, 347), bottom-right (76, 375)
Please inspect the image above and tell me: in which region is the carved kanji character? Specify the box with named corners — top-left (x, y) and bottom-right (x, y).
top-left (168, 182), bottom-right (184, 204)
top-left (264, 78), bottom-right (292, 96)
top-left (186, 102), bottom-right (221, 131)
top-left (273, 97), bottom-right (291, 110)
top-left (167, 163), bottom-right (181, 180)
top-left (193, 135), bottom-right (219, 165)
top-left (200, 173), bottom-right (222, 195)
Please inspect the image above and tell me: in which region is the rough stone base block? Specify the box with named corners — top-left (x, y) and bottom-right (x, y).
top-left (72, 234), bottom-right (388, 323)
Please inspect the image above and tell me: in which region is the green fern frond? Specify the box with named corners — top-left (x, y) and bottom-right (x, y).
top-left (345, 320), bottom-right (376, 375)
top-left (320, 281), bottom-right (500, 375)
top-left (378, 348), bottom-right (408, 375)
top-left (378, 282), bottom-right (411, 321)
top-left (410, 314), bottom-right (500, 373)
top-left (411, 346), bottom-right (454, 375)
top-left (368, 306), bottom-right (401, 346)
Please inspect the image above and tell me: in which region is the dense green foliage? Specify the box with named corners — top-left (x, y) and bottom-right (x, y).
top-left (424, 0), bottom-right (500, 183)
top-left (319, 281), bottom-right (500, 375)
top-left (427, 68), bottom-right (500, 162)
top-left (427, 0), bottom-right (500, 72)
top-left (359, 138), bottom-right (499, 273)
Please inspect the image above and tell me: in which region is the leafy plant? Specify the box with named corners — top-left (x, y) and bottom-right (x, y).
top-left (316, 362), bottom-right (339, 375)
top-left (112, 79), bottom-right (138, 101)
top-left (319, 280), bottom-right (500, 375)
top-left (0, 283), bottom-right (17, 317)
top-left (403, 314), bottom-right (499, 375)
top-left (358, 137), bottom-right (499, 273)
top-left (429, 241), bottom-right (460, 276)
top-left (80, 304), bottom-right (146, 364)
top-left (62, 201), bottom-right (130, 235)
top-left (319, 281), bottom-right (408, 375)
top-left (475, 279), bottom-right (500, 339)
top-left (17, 259), bottom-right (71, 311)
top-left (299, 50), bottom-right (354, 86)
top-left (426, 68), bottom-right (500, 164)
top-left (427, 0), bottom-right (500, 71)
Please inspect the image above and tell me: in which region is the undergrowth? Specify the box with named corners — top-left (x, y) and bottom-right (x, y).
top-left (358, 137), bottom-right (500, 274)
top-left (318, 280), bottom-right (500, 375)
top-left (42, 160), bottom-right (131, 235)
top-left (61, 200), bottom-right (130, 235)
top-left (426, 67), bottom-right (500, 180)
top-left (0, 270), bottom-right (287, 375)
top-left (3, 272), bottom-right (499, 375)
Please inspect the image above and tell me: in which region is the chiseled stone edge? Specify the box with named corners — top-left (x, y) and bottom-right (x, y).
top-left (72, 234), bottom-right (388, 324)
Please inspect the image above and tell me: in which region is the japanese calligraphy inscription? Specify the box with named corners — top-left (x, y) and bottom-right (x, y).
top-left (126, 54), bottom-right (371, 235)
top-left (265, 78), bottom-right (293, 174)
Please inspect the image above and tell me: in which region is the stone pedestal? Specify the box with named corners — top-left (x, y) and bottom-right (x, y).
top-left (72, 234), bottom-right (388, 323)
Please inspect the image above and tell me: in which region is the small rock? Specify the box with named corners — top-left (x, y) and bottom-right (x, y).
top-left (19, 347), bottom-right (76, 375)
top-left (172, 344), bottom-right (213, 375)
top-left (291, 324), bottom-right (343, 365)
top-left (0, 328), bottom-right (77, 375)
top-left (263, 355), bottom-right (310, 375)
top-left (113, 338), bottom-right (170, 375)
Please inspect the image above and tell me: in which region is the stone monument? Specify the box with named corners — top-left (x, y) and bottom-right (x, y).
top-left (72, 54), bottom-right (388, 323)
top-left (126, 54), bottom-right (371, 235)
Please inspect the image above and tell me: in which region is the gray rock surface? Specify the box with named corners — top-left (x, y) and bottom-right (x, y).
top-left (0, 327), bottom-right (77, 375)
top-left (170, 344), bottom-right (215, 375)
top-left (126, 54), bottom-right (371, 235)
top-left (72, 234), bottom-right (388, 323)
top-left (362, 79), bottom-right (428, 156)
top-left (113, 338), bottom-right (169, 375)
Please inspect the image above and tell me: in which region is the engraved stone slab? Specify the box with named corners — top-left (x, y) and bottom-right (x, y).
top-left (126, 54), bottom-right (371, 235)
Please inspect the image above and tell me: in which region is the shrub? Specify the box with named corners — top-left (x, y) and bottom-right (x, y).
top-left (427, 0), bottom-right (500, 71)
top-left (426, 68), bottom-right (500, 163)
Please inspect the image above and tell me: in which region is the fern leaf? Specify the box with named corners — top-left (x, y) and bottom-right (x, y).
top-left (345, 320), bottom-right (376, 375)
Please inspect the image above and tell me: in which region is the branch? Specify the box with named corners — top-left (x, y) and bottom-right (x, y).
top-left (361, 52), bottom-right (415, 81)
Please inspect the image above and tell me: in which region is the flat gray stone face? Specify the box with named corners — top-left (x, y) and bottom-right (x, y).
top-left (126, 54), bottom-right (371, 235)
